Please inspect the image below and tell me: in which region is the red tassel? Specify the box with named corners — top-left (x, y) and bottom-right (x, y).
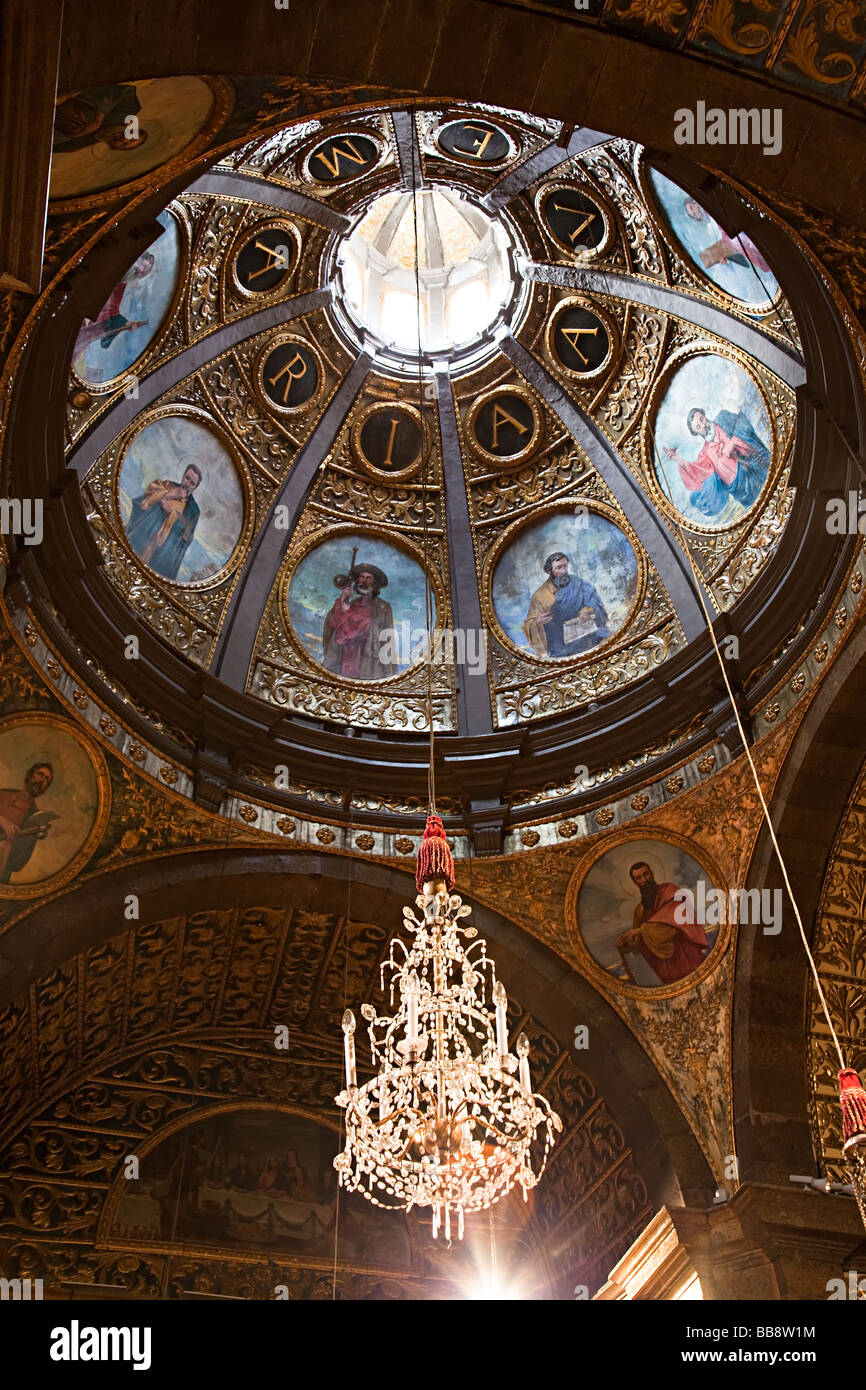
top-left (839, 1069), bottom-right (866, 1141)
top-left (415, 813), bottom-right (455, 892)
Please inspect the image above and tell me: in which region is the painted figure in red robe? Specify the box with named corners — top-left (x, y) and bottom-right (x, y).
top-left (615, 861), bottom-right (709, 985)
top-left (322, 563), bottom-right (394, 680)
top-left (0, 762), bottom-right (55, 884)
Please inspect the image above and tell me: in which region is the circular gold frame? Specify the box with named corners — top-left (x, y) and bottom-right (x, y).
top-left (639, 341), bottom-right (780, 536)
top-left (299, 127), bottom-right (386, 187)
top-left (565, 826), bottom-right (732, 1001)
top-left (637, 153), bottom-right (783, 317)
top-left (544, 295), bottom-right (618, 383)
top-left (69, 202), bottom-right (191, 396)
top-left (229, 217), bottom-right (302, 301)
top-left (112, 403), bottom-right (254, 591)
top-left (432, 118), bottom-right (515, 170)
top-left (279, 523), bottom-right (449, 688)
top-left (0, 711), bottom-right (111, 901)
top-left (254, 332), bottom-right (325, 418)
top-left (48, 76), bottom-right (235, 214)
top-left (481, 499), bottom-right (647, 667)
top-left (466, 384), bottom-right (544, 468)
top-left (533, 179), bottom-right (615, 261)
top-left (349, 402), bottom-right (430, 481)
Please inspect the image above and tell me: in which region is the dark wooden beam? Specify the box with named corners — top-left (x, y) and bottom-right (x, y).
top-left (0, 0), bottom-right (63, 293)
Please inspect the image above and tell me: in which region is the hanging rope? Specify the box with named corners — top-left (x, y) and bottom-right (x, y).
top-left (650, 427), bottom-right (846, 1070)
top-left (408, 103), bottom-right (437, 817)
top-left (332, 820), bottom-right (354, 1300)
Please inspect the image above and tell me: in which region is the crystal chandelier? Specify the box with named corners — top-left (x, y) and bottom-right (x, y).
top-left (334, 816), bottom-right (561, 1239)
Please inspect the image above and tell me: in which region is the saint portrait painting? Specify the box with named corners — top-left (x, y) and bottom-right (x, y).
top-left (0, 717), bottom-right (103, 893)
top-left (650, 354), bottom-right (773, 528)
top-left (71, 210), bottom-right (181, 385)
top-left (491, 510), bottom-right (638, 661)
top-left (648, 169), bottom-right (779, 308)
top-left (118, 415), bottom-right (245, 585)
top-left (576, 837), bottom-right (719, 990)
top-left (287, 535), bottom-right (434, 680)
top-left (49, 77), bottom-right (223, 202)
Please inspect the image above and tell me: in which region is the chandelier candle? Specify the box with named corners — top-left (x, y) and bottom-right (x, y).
top-left (334, 814), bottom-right (562, 1238)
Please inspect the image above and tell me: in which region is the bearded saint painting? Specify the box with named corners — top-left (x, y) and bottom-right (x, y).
top-left (615, 860), bottom-right (710, 986)
top-left (125, 459), bottom-right (202, 581)
top-left (322, 561), bottom-right (395, 680)
top-left (522, 551), bottom-right (610, 659)
top-left (576, 839), bottom-right (718, 990)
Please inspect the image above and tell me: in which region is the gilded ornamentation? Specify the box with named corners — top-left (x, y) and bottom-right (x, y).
top-left (354, 833), bottom-right (375, 850)
top-left (520, 829), bottom-right (541, 847)
top-left (557, 821), bottom-right (579, 838)
top-left (238, 804), bottom-right (259, 823)
top-left (697, 755), bottom-right (716, 774)
top-left (615, 0), bottom-right (688, 36)
top-left (128, 744), bottom-right (146, 762)
top-left (809, 760), bottom-right (866, 1181)
top-left (852, 572), bottom-right (863, 594)
top-left (99, 718), bottom-right (118, 738)
top-left (815, 641), bottom-right (830, 662)
top-left (665, 775), bottom-right (684, 793)
top-left (394, 838), bottom-right (414, 855)
top-left (631, 793), bottom-right (650, 811)
top-left (790, 672), bottom-right (807, 692)
top-left (276, 818), bottom-right (296, 835)
top-left (763, 703), bottom-right (781, 723)
top-left (595, 808), bottom-right (615, 826)
top-left (159, 766), bottom-right (179, 786)
top-left (316, 827), bottom-right (336, 845)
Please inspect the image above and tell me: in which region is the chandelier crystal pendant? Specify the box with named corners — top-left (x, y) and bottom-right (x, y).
top-left (334, 816), bottom-right (562, 1239)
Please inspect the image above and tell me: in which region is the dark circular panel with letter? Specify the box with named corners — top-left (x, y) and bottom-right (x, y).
top-left (233, 221), bottom-right (300, 296)
top-left (303, 132), bottom-right (380, 183)
top-left (468, 387), bottom-right (542, 465)
top-left (541, 187), bottom-right (607, 256)
top-left (352, 403), bottom-right (425, 479)
top-left (435, 119), bottom-right (511, 166)
top-left (257, 337), bottom-right (321, 413)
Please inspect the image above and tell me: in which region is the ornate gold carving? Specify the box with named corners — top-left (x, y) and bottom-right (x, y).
top-left (557, 821), bottom-right (579, 838)
top-left (276, 818), bottom-right (296, 835)
top-left (520, 829), bottom-right (541, 847)
top-left (665, 775), bottom-right (684, 793)
top-left (595, 808), bottom-right (615, 826)
top-left (354, 833), bottom-right (375, 850)
top-left (697, 755), bottom-right (716, 774)
top-left (631, 793), bottom-right (650, 811)
top-left (99, 718), bottom-right (118, 738)
top-left (316, 827), bottom-right (336, 845)
top-left (394, 837), bottom-right (414, 855)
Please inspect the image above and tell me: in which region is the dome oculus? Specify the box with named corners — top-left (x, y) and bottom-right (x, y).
top-left (334, 186), bottom-right (520, 358)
